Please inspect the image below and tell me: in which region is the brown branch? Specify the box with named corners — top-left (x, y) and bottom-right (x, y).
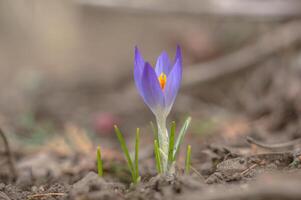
top-left (0, 128), bottom-right (17, 179)
top-left (246, 136), bottom-right (301, 150)
top-left (78, 0), bottom-right (301, 20)
top-left (182, 20), bottom-right (301, 88)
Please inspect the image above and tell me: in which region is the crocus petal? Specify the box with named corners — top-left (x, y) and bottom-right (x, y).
top-left (174, 45), bottom-right (182, 65)
top-left (155, 51), bottom-right (171, 76)
top-left (164, 58), bottom-right (182, 110)
top-left (141, 62), bottom-right (165, 114)
top-left (134, 47), bottom-right (145, 97)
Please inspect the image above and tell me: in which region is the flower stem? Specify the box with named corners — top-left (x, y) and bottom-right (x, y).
top-left (156, 116), bottom-right (169, 173)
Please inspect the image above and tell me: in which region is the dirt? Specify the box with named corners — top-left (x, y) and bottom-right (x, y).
top-left (2, 103), bottom-right (301, 200)
top-left (1, 127), bottom-right (301, 200)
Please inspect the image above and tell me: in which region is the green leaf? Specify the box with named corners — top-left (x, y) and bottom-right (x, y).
top-left (185, 145), bottom-right (191, 175)
top-left (168, 121), bottom-right (176, 165)
top-left (173, 117), bottom-right (191, 160)
top-left (114, 125), bottom-right (135, 181)
top-left (154, 140), bottom-right (162, 173)
top-left (134, 128), bottom-right (140, 182)
top-left (96, 146), bottom-right (103, 177)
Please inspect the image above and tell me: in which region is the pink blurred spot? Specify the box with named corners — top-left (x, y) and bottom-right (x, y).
top-left (93, 112), bottom-right (120, 135)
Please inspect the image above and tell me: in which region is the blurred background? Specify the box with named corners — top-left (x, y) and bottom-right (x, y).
top-left (1, 0), bottom-right (301, 154)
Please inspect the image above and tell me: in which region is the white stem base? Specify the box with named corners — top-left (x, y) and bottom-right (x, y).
top-left (156, 116), bottom-right (170, 174)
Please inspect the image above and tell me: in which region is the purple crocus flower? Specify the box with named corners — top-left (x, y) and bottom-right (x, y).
top-left (134, 46), bottom-right (182, 118)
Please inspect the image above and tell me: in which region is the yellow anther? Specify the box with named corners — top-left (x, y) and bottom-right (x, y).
top-left (158, 73), bottom-right (167, 90)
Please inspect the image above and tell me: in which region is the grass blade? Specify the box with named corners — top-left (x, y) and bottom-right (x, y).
top-left (154, 140), bottom-right (162, 173)
top-left (134, 128), bottom-right (140, 182)
top-left (185, 145), bottom-right (191, 174)
top-left (96, 146), bottom-right (103, 177)
top-left (168, 121), bottom-right (176, 164)
top-left (173, 117), bottom-right (191, 159)
top-left (114, 125), bottom-right (135, 180)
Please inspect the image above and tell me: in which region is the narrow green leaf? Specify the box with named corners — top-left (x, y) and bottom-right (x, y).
top-left (168, 121), bottom-right (176, 165)
top-left (173, 117), bottom-right (191, 159)
top-left (134, 128), bottom-right (140, 182)
top-left (154, 140), bottom-right (162, 173)
top-left (150, 121), bottom-right (159, 147)
top-left (185, 145), bottom-right (191, 175)
top-left (114, 125), bottom-right (135, 180)
top-left (96, 146), bottom-right (103, 177)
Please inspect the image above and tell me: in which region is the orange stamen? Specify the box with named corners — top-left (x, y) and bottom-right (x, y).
top-left (158, 73), bottom-right (167, 90)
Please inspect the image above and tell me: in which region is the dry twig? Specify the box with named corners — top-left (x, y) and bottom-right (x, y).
top-left (190, 166), bottom-right (205, 180)
top-left (27, 193), bottom-right (66, 200)
top-left (0, 128), bottom-right (17, 179)
top-left (240, 163), bottom-right (257, 176)
top-left (246, 136), bottom-right (301, 150)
